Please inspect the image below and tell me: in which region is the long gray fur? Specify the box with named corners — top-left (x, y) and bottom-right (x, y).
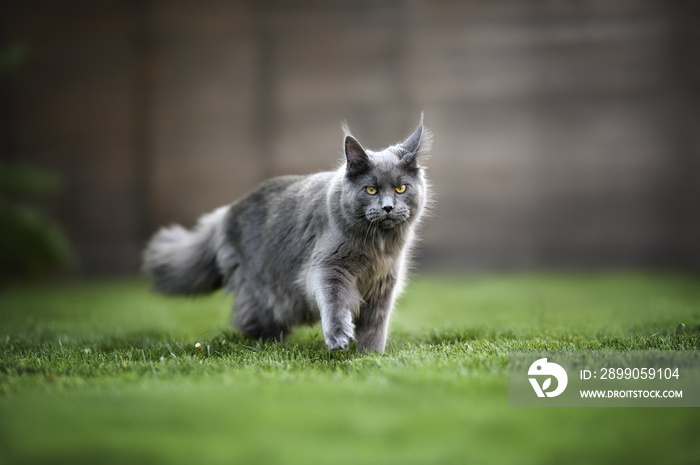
top-left (143, 117), bottom-right (431, 353)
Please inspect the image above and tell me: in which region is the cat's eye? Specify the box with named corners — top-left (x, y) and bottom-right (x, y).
top-left (395, 185), bottom-right (407, 194)
top-left (366, 186), bottom-right (378, 195)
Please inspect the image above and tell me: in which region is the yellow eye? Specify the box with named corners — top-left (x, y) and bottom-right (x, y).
top-left (395, 185), bottom-right (406, 194)
top-left (366, 186), bottom-right (378, 195)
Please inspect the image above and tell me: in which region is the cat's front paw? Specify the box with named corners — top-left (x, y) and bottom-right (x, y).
top-left (324, 325), bottom-right (355, 351)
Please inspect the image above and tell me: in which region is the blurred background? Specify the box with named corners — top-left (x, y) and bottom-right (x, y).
top-left (1, 0), bottom-right (698, 278)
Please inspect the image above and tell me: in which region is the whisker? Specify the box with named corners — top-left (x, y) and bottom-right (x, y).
top-left (372, 222), bottom-right (378, 250)
top-left (362, 219), bottom-right (375, 250)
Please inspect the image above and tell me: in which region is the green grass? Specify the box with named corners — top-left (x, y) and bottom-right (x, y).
top-left (1, 272), bottom-right (699, 465)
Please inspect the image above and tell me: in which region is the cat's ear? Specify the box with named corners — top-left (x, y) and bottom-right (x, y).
top-left (344, 134), bottom-right (370, 177)
top-left (399, 113), bottom-right (432, 168)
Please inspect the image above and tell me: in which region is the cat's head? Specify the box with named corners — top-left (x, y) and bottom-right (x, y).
top-left (341, 116), bottom-right (431, 232)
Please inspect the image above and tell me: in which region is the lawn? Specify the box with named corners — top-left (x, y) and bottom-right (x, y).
top-left (1, 272), bottom-right (699, 464)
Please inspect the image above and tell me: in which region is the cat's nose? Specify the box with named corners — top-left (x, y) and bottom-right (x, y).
top-left (383, 205), bottom-right (393, 213)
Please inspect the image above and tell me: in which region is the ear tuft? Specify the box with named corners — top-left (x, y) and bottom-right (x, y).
top-left (400, 113), bottom-right (432, 167)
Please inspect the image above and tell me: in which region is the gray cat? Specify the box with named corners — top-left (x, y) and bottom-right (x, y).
top-left (143, 117), bottom-right (431, 353)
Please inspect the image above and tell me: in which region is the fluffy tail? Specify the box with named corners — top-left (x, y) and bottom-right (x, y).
top-left (142, 206), bottom-right (228, 295)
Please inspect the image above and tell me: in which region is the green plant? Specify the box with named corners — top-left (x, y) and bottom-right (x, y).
top-left (0, 162), bottom-right (74, 278)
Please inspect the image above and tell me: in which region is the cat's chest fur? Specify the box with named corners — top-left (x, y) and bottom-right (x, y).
top-left (344, 233), bottom-right (407, 303)
top-left (356, 252), bottom-right (399, 303)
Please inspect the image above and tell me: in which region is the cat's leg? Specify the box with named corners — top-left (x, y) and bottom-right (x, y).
top-left (355, 275), bottom-right (397, 354)
top-left (232, 289), bottom-right (290, 341)
top-left (309, 266), bottom-right (360, 351)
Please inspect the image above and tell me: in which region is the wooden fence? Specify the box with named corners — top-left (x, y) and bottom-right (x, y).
top-left (2, 0), bottom-right (698, 273)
